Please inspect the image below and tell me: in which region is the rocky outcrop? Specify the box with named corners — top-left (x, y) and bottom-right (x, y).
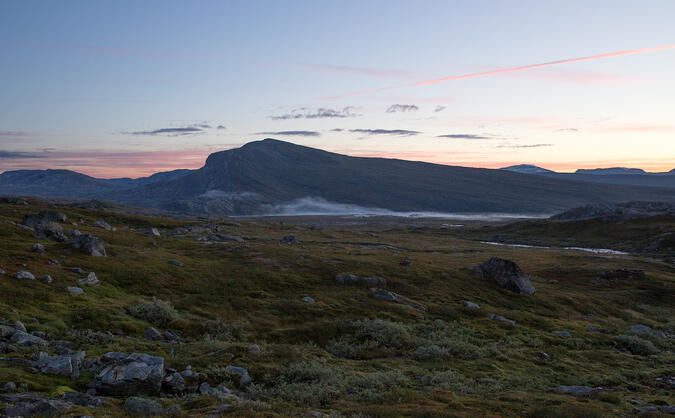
top-left (21, 211), bottom-right (67, 242)
top-left (551, 201), bottom-right (675, 221)
top-left (88, 352), bottom-right (165, 396)
top-left (475, 257), bottom-right (535, 295)
top-left (68, 234), bottom-right (106, 256)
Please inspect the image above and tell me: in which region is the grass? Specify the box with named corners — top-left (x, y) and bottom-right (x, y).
top-left (0, 198), bottom-right (673, 416)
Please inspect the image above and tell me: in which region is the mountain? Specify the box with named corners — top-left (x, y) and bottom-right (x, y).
top-left (0, 169), bottom-right (119, 199)
top-left (106, 169), bottom-right (194, 189)
top-left (500, 164), bottom-right (555, 174)
top-left (2, 139), bottom-right (675, 215)
top-left (575, 167), bottom-right (647, 175)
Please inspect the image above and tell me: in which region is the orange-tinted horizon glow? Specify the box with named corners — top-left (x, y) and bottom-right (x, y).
top-left (318, 44), bottom-right (675, 100)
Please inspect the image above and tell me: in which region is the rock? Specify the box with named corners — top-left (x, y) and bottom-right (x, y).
top-left (633, 406), bottom-right (660, 413)
top-left (629, 324), bottom-right (666, 338)
top-left (0, 269), bottom-right (5, 274)
top-left (88, 352), bottom-right (165, 396)
top-left (22, 211), bottom-right (68, 242)
top-left (464, 301), bottom-right (480, 309)
top-left (70, 267), bottom-right (86, 274)
top-left (92, 220), bottom-right (112, 230)
top-left (225, 365), bottom-right (251, 386)
top-left (123, 397), bottom-right (164, 415)
top-left (139, 228), bottom-right (161, 237)
top-left (68, 286), bottom-right (85, 295)
top-left (475, 257), bottom-right (535, 295)
top-left (36, 351), bottom-right (85, 379)
top-left (78, 272), bottom-right (99, 286)
top-left (38, 275), bottom-right (53, 284)
top-left (168, 260), bottom-right (183, 267)
top-left (301, 296), bottom-right (315, 304)
top-left (3, 398), bottom-right (72, 417)
top-left (487, 313), bottom-right (516, 325)
top-left (334, 274), bottom-right (359, 284)
top-left (163, 372), bottom-right (185, 393)
top-left (14, 321), bottom-right (27, 333)
top-left (371, 288), bottom-right (398, 302)
top-left (361, 276), bottom-right (386, 286)
top-left (551, 201), bottom-right (675, 222)
top-left (11, 330), bottom-right (47, 346)
top-left (2, 382), bottom-right (16, 392)
top-left (280, 235), bottom-right (298, 244)
top-left (248, 344), bottom-right (261, 354)
top-left (67, 229), bottom-right (82, 237)
top-left (163, 330), bottom-right (179, 342)
top-left (31, 243), bottom-right (46, 253)
top-left (550, 385), bottom-right (594, 397)
top-left (537, 351), bottom-right (551, 361)
top-left (551, 330), bottom-right (572, 338)
top-left (13, 270), bottom-right (36, 280)
top-left (61, 391), bottom-right (102, 408)
top-left (399, 259), bottom-right (412, 266)
top-left (68, 234), bottom-right (106, 256)
top-left (0, 325), bottom-right (15, 338)
top-left (143, 327), bottom-right (163, 341)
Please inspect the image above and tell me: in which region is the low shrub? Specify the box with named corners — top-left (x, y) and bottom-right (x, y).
top-left (128, 297), bottom-right (179, 326)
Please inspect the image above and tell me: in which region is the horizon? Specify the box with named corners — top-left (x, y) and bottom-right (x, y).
top-left (1, 1), bottom-right (674, 177)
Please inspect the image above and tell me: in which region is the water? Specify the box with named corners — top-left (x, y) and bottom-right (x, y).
top-left (480, 241), bottom-right (628, 255)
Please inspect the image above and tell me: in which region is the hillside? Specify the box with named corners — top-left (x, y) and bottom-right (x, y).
top-left (2, 140), bottom-right (675, 216)
top-left (0, 198), bottom-right (673, 416)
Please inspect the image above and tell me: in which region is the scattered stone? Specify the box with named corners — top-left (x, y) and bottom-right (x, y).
top-left (334, 274), bottom-right (359, 284)
top-left (11, 330), bottom-right (47, 347)
top-left (38, 275), bottom-right (53, 284)
top-left (2, 382), bottom-right (16, 392)
top-left (0, 325), bottom-right (15, 338)
top-left (61, 391), bottom-right (102, 408)
top-left (371, 288), bottom-right (398, 302)
top-left (475, 257), bottom-right (535, 295)
top-left (70, 267), bottom-right (86, 274)
top-left (123, 396), bottom-right (164, 415)
top-left (31, 243), bottom-right (46, 254)
top-left (280, 235), bottom-right (298, 244)
top-left (88, 352), bottom-right (165, 396)
top-left (551, 330), bottom-right (572, 338)
top-left (143, 327), bottom-right (163, 341)
top-left (550, 385), bottom-right (594, 397)
top-left (248, 344), bottom-right (261, 354)
top-left (68, 286), bottom-right (85, 295)
top-left (2, 397), bottom-right (72, 417)
top-left (67, 229), bottom-right (82, 237)
top-left (35, 351), bottom-right (85, 380)
top-left (301, 296), bottom-right (315, 304)
top-left (361, 276), bottom-right (386, 286)
top-left (14, 321), bottom-right (27, 333)
top-left (13, 270), bottom-right (36, 280)
top-left (487, 313), bottom-right (516, 325)
top-left (139, 228), bottom-right (161, 237)
top-left (225, 365), bottom-right (251, 386)
top-left (399, 259), bottom-right (412, 266)
top-left (168, 259), bottom-right (183, 267)
top-left (68, 234), bottom-right (106, 256)
top-left (629, 324), bottom-right (666, 338)
top-left (78, 272), bottom-right (100, 286)
top-left (464, 301), bottom-right (480, 309)
top-left (92, 220), bottom-right (112, 230)
top-left (537, 351), bottom-right (551, 361)
top-left (163, 372), bottom-right (185, 393)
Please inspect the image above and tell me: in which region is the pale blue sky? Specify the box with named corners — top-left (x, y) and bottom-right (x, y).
top-left (1, 0), bottom-right (674, 177)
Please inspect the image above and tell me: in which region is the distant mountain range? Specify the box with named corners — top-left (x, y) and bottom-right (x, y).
top-left (1, 139), bottom-right (674, 216)
top-left (500, 164), bottom-right (674, 188)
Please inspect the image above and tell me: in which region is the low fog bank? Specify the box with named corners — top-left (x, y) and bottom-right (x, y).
top-left (254, 197), bottom-right (549, 220)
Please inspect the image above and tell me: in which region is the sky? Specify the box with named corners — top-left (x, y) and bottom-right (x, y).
top-left (1, 0), bottom-right (674, 178)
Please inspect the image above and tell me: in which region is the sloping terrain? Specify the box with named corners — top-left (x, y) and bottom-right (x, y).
top-left (0, 198), bottom-right (673, 416)
top-left (2, 139), bottom-right (675, 215)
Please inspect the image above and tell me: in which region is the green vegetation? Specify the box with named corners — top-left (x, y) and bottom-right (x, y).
top-left (0, 198), bottom-right (673, 416)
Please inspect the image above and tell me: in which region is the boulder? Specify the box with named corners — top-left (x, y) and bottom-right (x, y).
top-left (280, 235), bottom-right (298, 244)
top-left (123, 397), bottom-right (164, 415)
top-left (3, 397), bottom-right (72, 417)
top-left (68, 286), bottom-right (85, 295)
top-left (550, 385), bottom-right (594, 397)
top-left (35, 351), bottom-right (85, 379)
top-left (487, 313), bottom-right (516, 325)
top-left (14, 321), bottom-right (27, 333)
top-left (334, 274), bottom-right (359, 284)
top-left (67, 229), bottom-right (82, 237)
top-left (301, 296), bottom-right (315, 304)
top-left (464, 301), bottom-right (480, 309)
top-left (163, 372), bottom-right (185, 393)
top-left (225, 365), bottom-right (251, 386)
top-left (92, 220), bottom-right (112, 230)
top-left (475, 257), bottom-right (535, 295)
top-left (78, 272), bottom-right (99, 286)
top-left (61, 391), bottom-right (102, 408)
top-left (143, 327), bottom-right (163, 341)
top-left (0, 325), bottom-right (15, 338)
top-left (537, 351), bottom-right (551, 361)
top-left (140, 228), bottom-right (161, 237)
top-left (168, 259), bottom-right (183, 267)
top-left (371, 288), bottom-right (398, 302)
top-left (629, 324), bottom-right (666, 338)
top-left (38, 275), bottom-right (53, 284)
top-left (68, 234), bottom-right (106, 256)
top-left (11, 330), bottom-right (47, 347)
top-left (88, 352), bottom-right (165, 396)
top-left (31, 243), bottom-right (46, 253)
top-left (70, 267), bottom-right (85, 274)
top-left (551, 330), bottom-right (572, 338)
top-left (22, 211), bottom-right (68, 242)
top-left (13, 270), bottom-right (36, 280)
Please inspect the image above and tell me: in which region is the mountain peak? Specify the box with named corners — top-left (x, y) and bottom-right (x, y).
top-left (575, 167), bottom-right (647, 175)
top-left (500, 164), bottom-right (555, 174)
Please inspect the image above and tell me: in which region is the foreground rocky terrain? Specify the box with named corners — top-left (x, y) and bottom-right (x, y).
top-left (0, 198), bottom-right (673, 416)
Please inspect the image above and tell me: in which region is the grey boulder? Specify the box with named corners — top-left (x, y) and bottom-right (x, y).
top-left (13, 270), bottom-right (36, 280)
top-left (88, 352), bottom-right (165, 396)
top-left (123, 396), bottom-right (164, 415)
top-left (68, 234), bottom-right (106, 256)
top-left (475, 257), bottom-right (535, 295)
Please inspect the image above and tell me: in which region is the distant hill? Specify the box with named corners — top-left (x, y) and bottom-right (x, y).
top-left (1, 139), bottom-right (675, 215)
top-left (575, 167), bottom-right (647, 175)
top-left (106, 169), bottom-right (193, 189)
top-left (500, 164), bottom-right (555, 174)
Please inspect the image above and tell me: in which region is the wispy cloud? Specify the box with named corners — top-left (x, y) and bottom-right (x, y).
top-left (217, 125), bottom-right (226, 130)
top-left (556, 128), bottom-right (579, 132)
top-left (256, 131), bottom-right (321, 137)
top-left (0, 151), bottom-right (45, 159)
top-left (128, 127), bottom-right (204, 136)
top-left (0, 131), bottom-right (27, 137)
top-left (386, 104), bottom-right (419, 113)
top-left (270, 107), bottom-right (359, 120)
top-left (299, 63), bottom-right (419, 79)
top-left (434, 106), bottom-right (446, 113)
top-left (437, 134), bottom-right (492, 139)
top-left (496, 143), bottom-right (554, 148)
top-left (349, 129), bottom-right (420, 136)
top-left (319, 43), bottom-right (675, 100)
